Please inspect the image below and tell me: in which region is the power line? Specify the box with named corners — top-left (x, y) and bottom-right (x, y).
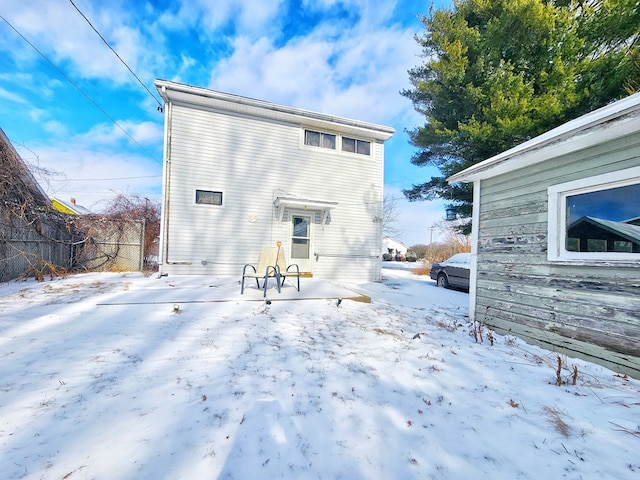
top-left (49, 175), bottom-right (162, 181)
top-left (0, 14), bottom-right (161, 165)
top-left (68, 0), bottom-right (164, 110)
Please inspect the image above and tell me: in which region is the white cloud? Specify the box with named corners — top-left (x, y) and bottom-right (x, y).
top-left (0, 86), bottom-right (26, 104)
top-left (18, 144), bottom-right (162, 212)
top-left (156, 0), bottom-right (286, 36)
top-left (71, 120), bottom-right (163, 147)
top-left (210, 22), bottom-right (422, 126)
top-left (2, 0), bottom-right (162, 89)
top-left (43, 120), bottom-right (69, 137)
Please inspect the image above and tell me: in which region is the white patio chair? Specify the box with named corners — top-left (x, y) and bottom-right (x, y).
top-left (241, 247), bottom-right (281, 297)
top-left (276, 247), bottom-right (301, 292)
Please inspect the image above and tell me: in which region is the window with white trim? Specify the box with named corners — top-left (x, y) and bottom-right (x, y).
top-left (342, 136), bottom-right (370, 155)
top-left (304, 130), bottom-right (336, 150)
top-left (195, 189), bottom-right (223, 206)
top-left (547, 166), bottom-right (640, 261)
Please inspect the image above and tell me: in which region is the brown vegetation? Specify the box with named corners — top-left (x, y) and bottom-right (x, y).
top-left (103, 193), bottom-right (160, 269)
top-left (1, 133), bottom-right (160, 280)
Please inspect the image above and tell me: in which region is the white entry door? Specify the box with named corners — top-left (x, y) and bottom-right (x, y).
top-left (290, 213), bottom-right (313, 273)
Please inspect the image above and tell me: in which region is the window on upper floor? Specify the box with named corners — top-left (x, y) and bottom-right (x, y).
top-left (304, 130), bottom-right (336, 150)
top-left (342, 136), bottom-right (370, 155)
top-left (547, 166), bottom-right (640, 262)
top-left (303, 129), bottom-right (371, 156)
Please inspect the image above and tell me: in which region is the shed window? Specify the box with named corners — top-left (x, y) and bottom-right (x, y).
top-left (547, 166), bottom-right (640, 262)
top-left (195, 189), bottom-right (223, 206)
top-left (342, 137), bottom-right (370, 155)
top-left (305, 130), bottom-right (336, 150)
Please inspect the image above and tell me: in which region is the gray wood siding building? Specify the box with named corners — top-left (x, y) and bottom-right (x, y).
top-left (450, 93), bottom-right (640, 377)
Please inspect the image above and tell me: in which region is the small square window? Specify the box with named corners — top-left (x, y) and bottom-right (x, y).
top-left (322, 133), bottom-right (336, 149)
top-left (305, 130), bottom-right (320, 147)
top-left (357, 140), bottom-right (370, 155)
top-left (195, 189), bottom-right (223, 206)
top-left (342, 137), bottom-right (356, 153)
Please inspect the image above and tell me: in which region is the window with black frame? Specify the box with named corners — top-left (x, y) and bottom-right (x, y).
top-left (195, 189), bottom-right (223, 206)
top-left (304, 130), bottom-right (336, 150)
top-left (341, 136), bottom-right (370, 155)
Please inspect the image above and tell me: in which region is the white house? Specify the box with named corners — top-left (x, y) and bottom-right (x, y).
top-left (449, 92), bottom-right (640, 377)
top-left (382, 236), bottom-right (408, 258)
top-left (155, 80), bottom-right (394, 281)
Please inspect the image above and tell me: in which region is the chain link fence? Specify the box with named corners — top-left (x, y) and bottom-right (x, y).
top-left (0, 216), bottom-right (145, 282)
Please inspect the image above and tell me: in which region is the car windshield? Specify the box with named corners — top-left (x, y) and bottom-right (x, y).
top-left (446, 253), bottom-right (470, 264)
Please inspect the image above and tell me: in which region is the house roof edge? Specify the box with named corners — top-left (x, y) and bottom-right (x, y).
top-left (155, 79), bottom-right (395, 140)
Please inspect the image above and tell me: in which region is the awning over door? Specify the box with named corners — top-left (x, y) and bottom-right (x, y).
top-left (274, 196), bottom-right (338, 225)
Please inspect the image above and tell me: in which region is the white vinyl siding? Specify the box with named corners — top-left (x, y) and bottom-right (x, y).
top-left (162, 102), bottom-right (384, 280)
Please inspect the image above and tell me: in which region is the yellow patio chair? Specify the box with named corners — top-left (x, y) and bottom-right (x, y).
top-left (241, 247), bottom-right (281, 297)
top-left (276, 247), bottom-right (301, 292)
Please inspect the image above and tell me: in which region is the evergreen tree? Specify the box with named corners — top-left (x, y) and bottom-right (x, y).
top-left (402, 0), bottom-right (640, 233)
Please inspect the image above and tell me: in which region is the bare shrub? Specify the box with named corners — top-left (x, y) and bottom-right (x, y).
top-left (102, 194), bottom-right (160, 269)
top-left (542, 406), bottom-right (572, 437)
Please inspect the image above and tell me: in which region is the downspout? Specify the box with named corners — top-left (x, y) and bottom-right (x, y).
top-left (158, 92), bottom-right (192, 268)
top-left (158, 89), bottom-right (172, 272)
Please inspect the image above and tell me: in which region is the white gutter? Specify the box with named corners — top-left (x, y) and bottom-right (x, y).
top-left (154, 79), bottom-right (395, 141)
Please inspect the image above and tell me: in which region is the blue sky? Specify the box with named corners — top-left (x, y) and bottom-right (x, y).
top-left (1, 0), bottom-right (453, 246)
top-left (568, 184), bottom-right (640, 223)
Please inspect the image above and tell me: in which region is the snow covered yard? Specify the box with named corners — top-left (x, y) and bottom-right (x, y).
top-left (0, 266), bottom-right (639, 479)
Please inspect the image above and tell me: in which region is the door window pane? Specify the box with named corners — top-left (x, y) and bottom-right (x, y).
top-left (292, 216), bottom-right (310, 259)
top-left (292, 239), bottom-right (310, 258)
top-left (293, 217), bottom-right (309, 237)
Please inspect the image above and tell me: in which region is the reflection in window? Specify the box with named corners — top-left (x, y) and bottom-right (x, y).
top-left (342, 137), bottom-right (355, 153)
top-left (357, 140), bottom-right (370, 155)
top-left (292, 216), bottom-right (310, 259)
top-left (342, 137), bottom-right (370, 155)
top-left (305, 130), bottom-right (336, 150)
top-left (566, 183), bottom-right (640, 253)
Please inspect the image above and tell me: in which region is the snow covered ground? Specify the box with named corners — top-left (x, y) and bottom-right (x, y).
top-left (0, 264), bottom-right (639, 479)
